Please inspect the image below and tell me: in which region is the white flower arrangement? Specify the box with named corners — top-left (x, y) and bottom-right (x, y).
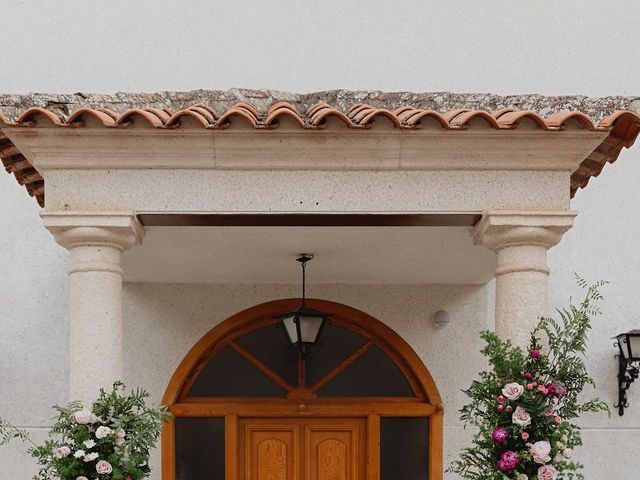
top-left (0, 382), bottom-right (171, 480)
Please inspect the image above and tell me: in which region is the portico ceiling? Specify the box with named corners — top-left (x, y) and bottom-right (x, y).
top-left (121, 225), bottom-right (497, 285)
top-left (0, 89), bottom-right (639, 207)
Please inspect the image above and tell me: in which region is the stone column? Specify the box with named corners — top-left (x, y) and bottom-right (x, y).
top-left (41, 212), bottom-right (144, 403)
top-left (473, 211), bottom-right (575, 348)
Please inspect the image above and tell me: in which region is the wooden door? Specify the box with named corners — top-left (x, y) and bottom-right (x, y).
top-left (239, 418), bottom-right (366, 480)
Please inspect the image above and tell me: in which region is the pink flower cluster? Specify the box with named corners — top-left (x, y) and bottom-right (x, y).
top-left (489, 348), bottom-right (569, 479)
top-left (497, 450), bottom-right (520, 473)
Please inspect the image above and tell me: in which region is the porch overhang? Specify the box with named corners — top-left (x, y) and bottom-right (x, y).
top-left (0, 90), bottom-right (638, 210)
top-left (0, 90), bottom-right (638, 288)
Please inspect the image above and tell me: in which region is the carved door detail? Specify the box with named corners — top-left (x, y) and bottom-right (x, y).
top-left (240, 423), bottom-right (298, 480)
top-left (316, 440), bottom-right (346, 480)
top-left (239, 419), bottom-right (365, 480)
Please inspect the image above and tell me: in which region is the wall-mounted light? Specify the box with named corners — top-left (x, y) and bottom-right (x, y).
top-left (279, 254), bottom-right (329, 355)
top-left (614, 330), bottom-right (640, 416)
top-left (433, 310), bottom-right (450, 328)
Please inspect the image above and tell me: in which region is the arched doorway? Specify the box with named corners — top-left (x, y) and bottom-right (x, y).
top-left (163, 299), bottom-right (443, 480)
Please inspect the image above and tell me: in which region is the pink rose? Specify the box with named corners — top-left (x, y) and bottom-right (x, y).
top-left (73, 410), bottom-right (97, 425)
top-left (53, 446), bottom-right (71, 459)
top-left (530, 349), bottom-right (541, 358)
top-left (96, 460), bottom-right (113, 474)
top-left (521, 432), bottom-right (529, 441)
top-left (554, 416), bottom-right (562, 425)
top-left (531, 440), bottom-right (552, 464)
top-left (95, 426), bottom-right (112, 439)
top-left (538, 464), bottom-right (558, 480)
top-left (512, 406), bottom-right (532, 427)
top-left (502, 382), bottom-right (525, 401)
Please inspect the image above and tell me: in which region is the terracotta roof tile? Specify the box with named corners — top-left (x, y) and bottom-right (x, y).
top-left (166, 108), bottom-right (214, 128)
top-left (352, 106), bottom-right (403, 128)
top-left (0, 96), bottom-right (639, 207)
top-left (216, 102), bottom-right (260, 128)
top-left (265, 102), bottom-right (306, 128)
top-left (116, 108), bottom-right (167, 127)
top-left (307, 103), bottom-right (353, 128)
top-left (16, 107), bottom-right (64, 126)
top-left (447, 110), bottom-right (501, 129)
top-left (396, 109), bottom-right (448, 128)
top-left (570, 110), bottom-right (640, 195)
top-left (545, 111), bottom-right (601, 130)
top-left (66, 108), bottom-right (117, 126)
top-left (495, 111), bottom-right (549, 129)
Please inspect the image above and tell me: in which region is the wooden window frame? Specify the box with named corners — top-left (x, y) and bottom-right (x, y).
top-left (162, 298), bottom-right (444, 480)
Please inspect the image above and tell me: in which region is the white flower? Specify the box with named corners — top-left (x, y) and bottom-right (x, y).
top-left (83, 439), bottom-right (96, 449)
top-left (83, 452), bottom-right (99, 462)
top-left (501, 382), bottom-right (525, 401)
top-left (53, 446), bottom-right (71, 459)
top-left (562, 448), bottom-right (573, 459)
top-left (95, 460), bottom-right (113, 474)
top-left (95, 426), bottom-right (112, 439)
top-left (531, 440), bottom-right (552, 464)
top-left (115, 436), bottom-right (125, 446)
top-left (74, 449), bottom-right (86, 458)
top-left (512, 406), bottom-right (532, 427)
top-left (76, 477), bottom-right (88, 480)
top-left (555, 441), bottom-right (565, 450)
top-left (517, 475), bottom-right (528, 480)
top-left (115, 428), bottom-right (126, 438)
top-left (553, 452), bottom-right (564, 464)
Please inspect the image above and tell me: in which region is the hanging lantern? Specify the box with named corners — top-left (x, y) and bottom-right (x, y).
top-left (279, 254), bottom-right (329, 353)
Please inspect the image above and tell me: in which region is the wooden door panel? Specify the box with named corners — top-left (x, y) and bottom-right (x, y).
top-left (239, 421), bottom-right (299, 480)
top-left (316, 439), bottom-right (347, 480)
top-left (239, 418), bottom-right (365, 480)
top-left (305, 419), bottom-right (366, 480)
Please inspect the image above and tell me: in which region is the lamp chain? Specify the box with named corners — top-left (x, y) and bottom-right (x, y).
top-left (301, 259), bottom-right (306, 303)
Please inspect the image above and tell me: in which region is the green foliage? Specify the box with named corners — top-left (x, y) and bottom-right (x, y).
top-left (0, 382), bottom-right (172, 480)
top-left (449, 279), bottom-right (610, 480)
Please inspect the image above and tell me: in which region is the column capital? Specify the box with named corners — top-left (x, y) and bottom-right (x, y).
top-left (472, 210), bottom-right (576, 252)
top-left (40, 211), bottom-right (144, 251)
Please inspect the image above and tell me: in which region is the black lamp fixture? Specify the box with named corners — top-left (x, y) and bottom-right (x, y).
top-left (279, 254), bottom-right (329, 354)
top-left (614, 329), bottom-right (640, 416)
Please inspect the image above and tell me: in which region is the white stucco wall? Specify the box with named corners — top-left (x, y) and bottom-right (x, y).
top-left (1, 1), bottom-right (640, 478)
top-left (1, 0), bottom-right (639, 96)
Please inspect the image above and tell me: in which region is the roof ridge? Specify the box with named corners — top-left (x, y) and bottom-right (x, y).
top-left (0, 89), bottom-right (638, 123)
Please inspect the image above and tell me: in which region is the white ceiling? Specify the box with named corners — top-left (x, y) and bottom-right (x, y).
top-left (122, 226), bottom-right (497, 285)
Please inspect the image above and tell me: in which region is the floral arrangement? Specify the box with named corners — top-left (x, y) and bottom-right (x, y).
top-left (450, 280), bottom-right (610, 480)
top-left (0, 382), bottom-right (171, 480)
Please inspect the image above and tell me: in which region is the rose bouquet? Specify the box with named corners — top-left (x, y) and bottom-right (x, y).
top-left (450, 279), bottom-right (610, 480)
top-left (1, 382), bottom-right (171, 480)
